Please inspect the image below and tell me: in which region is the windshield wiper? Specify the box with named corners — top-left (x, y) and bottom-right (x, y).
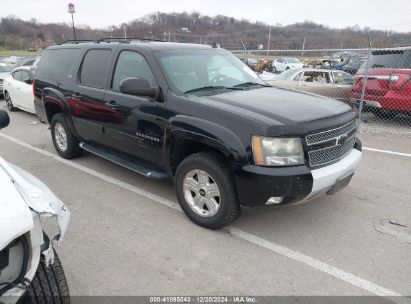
top-left (234, 82), bottom-right (270, 88)
top-left (184, 86), bottom-right (244, 94)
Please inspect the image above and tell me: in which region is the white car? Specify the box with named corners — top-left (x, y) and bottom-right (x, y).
top-left (0, 63), bottom-right (12, 98)
top-left (3, 67), bottom-right (35, 114)
top-left (272, 57), bottom-right (304, 73)
top-left (0, 110), bottom-right (71, 304)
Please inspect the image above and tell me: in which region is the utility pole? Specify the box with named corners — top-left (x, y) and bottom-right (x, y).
top-left (266, 28), bottom-right (271, 58)
top-left (168, 32), bottom-right (171, 42)
top-left (68, 3), bottom-right (76, 40)
top-left (123, 25), bottom-right (127, 39)
top-left (301, 37), bottom-right (306, 58)
top-left (240, 39), bottom-right (247, 62)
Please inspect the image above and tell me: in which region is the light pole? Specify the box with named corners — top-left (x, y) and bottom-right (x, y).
top-left (68, 3), bottom-right (76, 40)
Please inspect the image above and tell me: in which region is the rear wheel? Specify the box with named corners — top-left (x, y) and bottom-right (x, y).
top-left (25, 251), bottom-right (70, 304)
top-left (51, 113), bottom-right (82, 159)
top-left (175, 152), bottom-right (240, 229)
top-left (5, 91), bottom-right (17, 111)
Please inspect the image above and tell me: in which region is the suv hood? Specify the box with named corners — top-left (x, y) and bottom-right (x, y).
top-left (0, 157), bottom-right (70, 250)
top-left (196, 87), bottom-right (351, 125)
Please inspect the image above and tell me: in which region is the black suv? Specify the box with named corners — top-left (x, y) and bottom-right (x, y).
top-left (34, 40), bottom-right (362, 229)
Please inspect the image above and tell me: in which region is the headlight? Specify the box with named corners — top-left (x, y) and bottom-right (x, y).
top-left (252, 136), bottom-right (304, 166)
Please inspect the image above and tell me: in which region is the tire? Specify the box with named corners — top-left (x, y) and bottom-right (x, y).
top-left (25, 251), bottom-right (70, 304)
top-left (5, 91), bottom-right (17, 112)
top-left (51, 113), bottom-right (82, 159)
top-left (272, 66), bottom-right (277, 74)
top-left (175, 151), bottom-right (241, 229)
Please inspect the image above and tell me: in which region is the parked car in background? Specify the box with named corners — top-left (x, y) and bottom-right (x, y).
top-left (252, 58), bottom-right (273, 73)
top-left (0, 63), bottom-right (12, 98)
top-left (0, 110), bottom-right (71, 304)
top-left (350, 47), bottom-right (411, 117)
top-left (342, 59), bottom-right (366, 75)
top-left (272, 57), bottom-right (303, 73)
top-left (241, 58), bottom-right (258, 68)
top-left (17, 57), bottom-right (39, 68)
top-left (266, 68), bottom-right (354, 102)
top-left (3, 67), bottom-right (36, 114)
top-left (305, 58), bottom-right (339, 70)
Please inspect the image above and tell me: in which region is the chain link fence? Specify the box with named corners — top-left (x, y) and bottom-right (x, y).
top-left (231, 42), bottom-right (411, 138)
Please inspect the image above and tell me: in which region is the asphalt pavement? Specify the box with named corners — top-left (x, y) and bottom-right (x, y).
top-left (0, 100), bottom-right (410, 300)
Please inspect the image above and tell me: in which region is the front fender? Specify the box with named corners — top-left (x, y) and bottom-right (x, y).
top-left (165, 115), bottom-right (248, 172)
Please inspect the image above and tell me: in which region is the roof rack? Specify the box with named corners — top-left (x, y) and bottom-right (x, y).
top-left (97, 37), bottom-right (165, 43)
top-left (61, 39), bottom-right (97, 44)
top-left (60, 37), bottom-right (165, 45)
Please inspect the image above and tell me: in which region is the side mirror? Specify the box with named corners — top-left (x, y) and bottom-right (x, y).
top-left (24, 79), bottom-right (33, 84)
top-left (119, 77), bottom-right (159, 99)
top-left (0, 110), bottom-right (10, 129)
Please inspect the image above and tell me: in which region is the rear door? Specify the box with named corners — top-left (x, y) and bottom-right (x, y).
top-left (103, 48), bottom-right (167, 167)
top-left (71, 48), bottom-right (113, 144)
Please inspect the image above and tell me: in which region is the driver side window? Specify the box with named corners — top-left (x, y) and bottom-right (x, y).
top-left (111, 51), bottom-right (156, 92)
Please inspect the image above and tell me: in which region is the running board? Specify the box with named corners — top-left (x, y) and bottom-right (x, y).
top-left (79, 142), bottom-right (168, 179)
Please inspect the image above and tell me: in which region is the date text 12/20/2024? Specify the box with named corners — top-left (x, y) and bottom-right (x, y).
top-left (149, 296), bottom-right (257, 303)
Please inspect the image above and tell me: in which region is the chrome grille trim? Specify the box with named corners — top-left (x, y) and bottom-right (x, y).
top-left (305, 120), bottom-right (357, 168)
top-left (306, 120), bottom-right (357, 146)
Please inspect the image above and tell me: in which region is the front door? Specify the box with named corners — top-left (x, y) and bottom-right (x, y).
top-left (103, 50), bottom-right (167, 167)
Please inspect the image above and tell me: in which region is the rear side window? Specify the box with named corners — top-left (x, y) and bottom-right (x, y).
top-left (365, 50), bottom-right (411, 69)
top-left (12, 71), bottom-right (22, 81)
top-left (80, 49), bottom-right (112, 88)
top-left (20, 71), bottom-right (31, 83)
top-left (36, 48), bottom-right (81, 81)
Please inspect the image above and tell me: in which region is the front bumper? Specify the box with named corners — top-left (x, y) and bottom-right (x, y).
top-left (234, 144), bottom-right (362, 207)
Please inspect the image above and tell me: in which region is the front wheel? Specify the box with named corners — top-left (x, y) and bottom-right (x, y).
top-left (175, 152), bottom-right (241, 229)
top-left (26, 251), bottom-right (70, 304)
top-left (5, 91), bottom-right (17, 111)
top-left (51, 113), bottom-right (82, 159)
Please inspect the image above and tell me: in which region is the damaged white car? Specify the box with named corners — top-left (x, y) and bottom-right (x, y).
top-left (0, 110), bottom-right (71, 304)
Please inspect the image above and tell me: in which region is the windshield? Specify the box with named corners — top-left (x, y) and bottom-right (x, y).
top-left (156, 49), bottom-right (265, 93)
top-left (0, 65), bottom-right (11, 72)
top-left (286, 57), bottom-right (301, 64)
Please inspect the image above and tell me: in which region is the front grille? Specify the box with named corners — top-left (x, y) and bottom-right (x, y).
top-left (306, 120), bottom-right (357, 168)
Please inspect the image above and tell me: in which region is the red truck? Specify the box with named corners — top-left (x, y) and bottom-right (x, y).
top-left (350, 47), bottom-right (411, 118)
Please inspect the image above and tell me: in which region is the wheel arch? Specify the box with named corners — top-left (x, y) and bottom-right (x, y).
top-left (165, 116), bottom-right (248, 176)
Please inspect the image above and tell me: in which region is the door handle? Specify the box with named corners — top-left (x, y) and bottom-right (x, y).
top-left (105, 101), bottom-right (119, 109)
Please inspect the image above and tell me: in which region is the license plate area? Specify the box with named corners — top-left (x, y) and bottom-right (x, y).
top-left (327, 173), bottom-right (354, 195)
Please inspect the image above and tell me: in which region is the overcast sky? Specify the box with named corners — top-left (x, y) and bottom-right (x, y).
top-left (1, 0), bottom-right (410, 32)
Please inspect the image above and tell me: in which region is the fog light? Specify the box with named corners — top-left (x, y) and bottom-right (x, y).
top-left (266, 197), bottom-right (284, 205)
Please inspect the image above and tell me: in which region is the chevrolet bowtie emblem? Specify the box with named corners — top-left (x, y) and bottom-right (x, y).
top-left (336, 134), bottom-right (348, 145)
